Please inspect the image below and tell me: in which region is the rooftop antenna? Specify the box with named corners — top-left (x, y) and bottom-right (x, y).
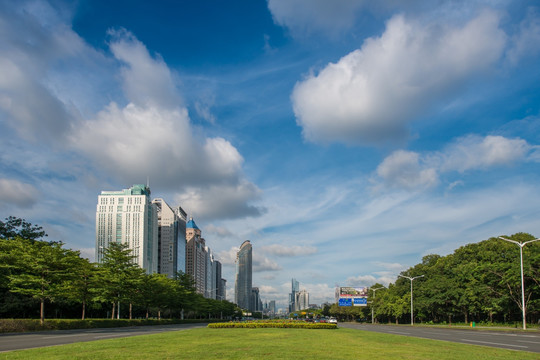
top-left (146, 176), bottom-right (150, 188)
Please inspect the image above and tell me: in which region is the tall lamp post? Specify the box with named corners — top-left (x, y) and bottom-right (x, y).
top-left (370, 286), bottom-right (385, 324)
top-left (498, 236), bottom-right (540, 330)
top-left (398, 274), bottom-right (424, 326)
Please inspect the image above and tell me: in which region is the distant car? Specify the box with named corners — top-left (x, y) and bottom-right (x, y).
top-left (328, 318), bottom-right (338, 324)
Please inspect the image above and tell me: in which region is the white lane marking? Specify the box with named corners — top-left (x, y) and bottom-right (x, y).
top-left (517, 340), bottom-right (540, 344)
top-left (460, 339), bottom-right (528, 348)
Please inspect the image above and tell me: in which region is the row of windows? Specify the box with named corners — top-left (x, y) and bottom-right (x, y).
top-left (99, 196), bottom-right (145, 206)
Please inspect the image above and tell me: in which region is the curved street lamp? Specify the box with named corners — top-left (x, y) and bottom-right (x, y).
top-left (498, 236), bottom-right (540, 330)
top-left (398, 275), bottom-right (424, 326)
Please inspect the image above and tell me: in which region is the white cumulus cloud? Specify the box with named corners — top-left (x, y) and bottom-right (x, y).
top-left (439, 135), bottom-right (530, 172)
top-left (292, 11), bottom-right (507, 145)
top-left (69, 30), bottom-right (263, 220)
top-left (376, 150), bottom-right (438, 190)
top-left (375, 134), bottom-right (533, 190)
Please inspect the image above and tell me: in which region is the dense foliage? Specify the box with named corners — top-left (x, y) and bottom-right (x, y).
top-left (328, 233), bottom-right (540, 326)
top-left (0, 218), bottom-right (240, 323)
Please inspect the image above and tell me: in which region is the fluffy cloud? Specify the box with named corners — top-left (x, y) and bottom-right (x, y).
top-left (0, 1), bottom-right (89, 143)
top-left (176, 181), bottom-right (264, 220)
top-left (108, 29), bottom-right (181, 109)
top-left (267, 0), bottom-right (367, 36)
top-left (439, 135), bottom-right (530, 172)
top-left (254, 253), bottom-right (282, 272)
top-left (376, 150), bottom-right (438, 190)
top-left (292, 11), bottom-right (507, 145)
top-left (67, 31), bottom-right (263, 220)
top-left (216, 245), bottom-right (281, 272)
top-left (375, 135), bottom-right (533, 190)
top-left (260, 244), bottom-right (318, 257)
top-left (0, 178), bottom-right (39, 208)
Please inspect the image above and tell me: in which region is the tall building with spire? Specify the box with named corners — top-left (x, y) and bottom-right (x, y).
top-left (235, 240), bottom-right (252, 310)
top-left (95, 184), bottom-right (158, 274)
top-left (185, 217), bottom-right (207, 295)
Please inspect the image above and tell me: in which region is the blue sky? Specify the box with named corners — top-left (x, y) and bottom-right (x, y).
top-left (1, 0), bottom-right (540, 309)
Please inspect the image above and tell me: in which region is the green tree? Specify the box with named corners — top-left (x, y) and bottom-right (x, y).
top-left (97, 242), bottom-right (144, 319)
top-left (60, 256), bottom-right (98, 320)
top-left (0, 216), bottom-right (47, 241)
top-left (8, 238), bottom-right (77, 324)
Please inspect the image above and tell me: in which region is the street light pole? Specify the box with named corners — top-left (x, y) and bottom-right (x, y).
top-left (398, 275), bottom-right (424, 326)
top-left (370, 286), bottom-right (385, 324)
top-left (498, 236), bottom-right (540, 330)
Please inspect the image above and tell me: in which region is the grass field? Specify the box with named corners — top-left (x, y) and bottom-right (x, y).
top-left (1, 327), bottom-right (537, 359)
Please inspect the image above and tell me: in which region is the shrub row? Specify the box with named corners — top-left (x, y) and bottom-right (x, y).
top-left (0, 318), bottom-right (208, 333)
top-left (208, 322), bottom-right (337, 329)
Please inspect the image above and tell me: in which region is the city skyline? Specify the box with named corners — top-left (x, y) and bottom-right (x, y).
top-left (1, 0), bottom-right (540, 307)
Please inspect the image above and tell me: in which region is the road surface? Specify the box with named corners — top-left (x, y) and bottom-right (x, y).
top-left (340, 323), bottom-right (540, 353)
top-left (0, 323), bottom-right (206, 353)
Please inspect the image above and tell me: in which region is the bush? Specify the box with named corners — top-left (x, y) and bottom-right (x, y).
top-left (208, 321), bottom-right (337, 329)
top-left (0, 318), bottom-right (209, 333)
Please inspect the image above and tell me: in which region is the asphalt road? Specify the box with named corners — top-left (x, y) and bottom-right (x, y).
top-left (0, 323), bottom-right (207, 353)
top-left (340, 323), bottom-right (540, 353)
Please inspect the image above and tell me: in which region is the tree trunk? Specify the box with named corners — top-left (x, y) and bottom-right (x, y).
top-left (146, 309), bottom-right (149, 320)
top-left (158, 309), bottom-right (161, 320)
top-left (40, 299), bottom-right (45, 325)
top-left (82, 300), bottom-right (86, 320)
top-left (129, 303), bottom-right (133, 320)
top-left (448, 315), bottom-right (451, 325)
top-left (111, 302), bottom-right (116, 320)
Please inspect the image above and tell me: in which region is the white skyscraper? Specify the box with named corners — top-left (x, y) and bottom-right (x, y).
top-left (95, 184), bottom-right (158, 273)
top-left (296, 289), bottom-right (310, 311)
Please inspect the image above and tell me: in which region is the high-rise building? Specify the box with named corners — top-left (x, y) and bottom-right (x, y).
top-left (235, 240), bottom-right (252, 310)
top-left (251, 287), bottom-right (262, 312)
top-left (269, 300), bottom-right (276, 317)
top-left (206, 248), bottom-right (216, 298)
top-left (95, 184), bottom-right (158, 274)
top-left (220, 278), bottom-right (227, 301)
top-left (185, 217), bottom-right (207, 295)
top-left (152, 198), bottom-right (187, 278)
top-left (296, 289), bottom-right (310, 311)
top-left (214, 260), bottom-right (222, 300)
top-left (175, 207), bottom-right (187, 274)
top-left (289, 278), bottom-right (300, 312)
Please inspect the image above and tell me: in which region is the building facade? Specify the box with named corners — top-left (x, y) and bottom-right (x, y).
top-left (152, 198), bottom-right (187, 278)
top-left (185, 218), bottom-right (207, 295)
top-left (95, 184), bottom-right (158, 273)
top-left (295, 289), bottom-right (310, 311)
top-left (251, 287), bottom-right (262, 312)
top-left (289, 278), bottom-right (299, 312)
top-left (235, 240), bottom-right (252, 310)
top-left (175, 206), bottom-right (187, 274)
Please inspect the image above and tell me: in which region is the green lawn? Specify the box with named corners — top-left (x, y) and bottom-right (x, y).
top-left (1, 327), bottom-right (537, 359)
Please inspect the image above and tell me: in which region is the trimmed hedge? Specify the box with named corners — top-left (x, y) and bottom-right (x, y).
top-left (208, 321), bottom-right (337, 329)
top-left (0, 318), bottom-right (209, 333)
